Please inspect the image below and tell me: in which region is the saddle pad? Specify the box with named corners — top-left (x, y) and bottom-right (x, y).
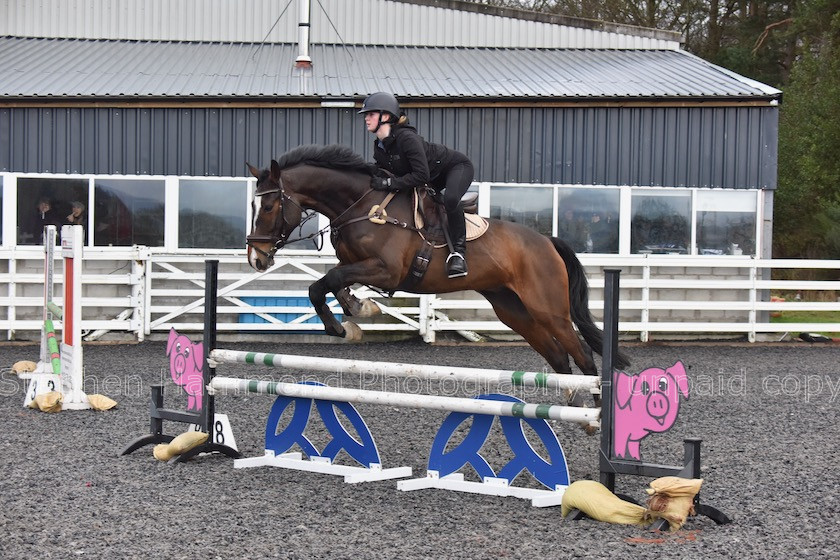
top-left (465, 214), bottom-right (489, 241)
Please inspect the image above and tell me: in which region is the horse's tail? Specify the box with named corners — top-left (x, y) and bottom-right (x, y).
top-left (551, 237), bottom-right (631, 369)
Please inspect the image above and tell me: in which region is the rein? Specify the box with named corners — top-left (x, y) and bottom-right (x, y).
top-left (331, 190), bottom-right (420, 234)
top-left (248, 172), bottom-right (424, 262)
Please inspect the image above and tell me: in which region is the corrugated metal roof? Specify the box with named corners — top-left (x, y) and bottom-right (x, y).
top-left (0, 0), bottom-right (682, 49)
top-left (0, 37), bottom-right (781, 100)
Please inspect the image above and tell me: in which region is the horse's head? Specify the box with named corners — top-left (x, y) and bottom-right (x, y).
top-left (246, 160), bottom-right (303, 272)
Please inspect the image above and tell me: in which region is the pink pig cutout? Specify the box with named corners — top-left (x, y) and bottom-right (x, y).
top-left (613, 361), bottom-right (689, 460)
top-left (166, 328), bottom-right (205, 411)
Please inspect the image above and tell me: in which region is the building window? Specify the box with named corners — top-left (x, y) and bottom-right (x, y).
top-left (179, 179), bottom-right (247, 249)
top-left (697, 190), bottom-right (757, 255)
top-left (631, 190), bottom-right (691, 254)
top-left (557, 187), bottom-right (620, 253)
top-left (94, 179), bottom-right (165, 247)
top-left (489, 186), bottom-right (553, 237)
top-left (16, 178), bottom-right (88, 245)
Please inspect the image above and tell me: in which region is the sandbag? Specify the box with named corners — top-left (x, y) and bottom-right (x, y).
top-left (168, 431), bottom-right (208, 455)
top-left (12, 360), bottom-right (37, 374)
top-left (646, 476), bottom-right (703, 532)
top-left (29, 391), bottom-right (63, 413)
top-left (153, 431), bottom-right (208, 461)
top-left (153, 443), bottom-right (176, 462)
top-left (561, 480), bottom-right (649, 526)
top-left (87, 394), bottom-right (118, 411)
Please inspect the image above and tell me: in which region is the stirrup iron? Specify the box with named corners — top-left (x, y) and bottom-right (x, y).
top-left (446, 252), bottom-right (468, 278)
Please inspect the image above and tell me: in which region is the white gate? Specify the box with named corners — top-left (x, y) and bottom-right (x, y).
top-left (2, 247), bottom-right (840, 342)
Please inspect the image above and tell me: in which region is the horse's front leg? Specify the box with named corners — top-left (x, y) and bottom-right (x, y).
top-left (309, 259), bottom-right (393, 341)
top-left (310, 276), bottom-right (349, 338)
top-left (335, 286), bottom-right (381, 318)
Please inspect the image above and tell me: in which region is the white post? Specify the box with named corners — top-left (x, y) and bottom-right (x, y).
top-left (38, 226), bottom-right (57, 372)
top-left (59, 225), bottom-right (90, 410)
top-left (131, 248), bottom-right (146, 341)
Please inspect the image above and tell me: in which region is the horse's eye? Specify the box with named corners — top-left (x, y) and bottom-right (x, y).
top-left (262, 203), bottom-right (273, 212)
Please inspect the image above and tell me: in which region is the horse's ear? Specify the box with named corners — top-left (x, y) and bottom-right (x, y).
top-left (246, 163), bottom-right (261, 179)
top-left (270, 159), bottom-right (282, 181)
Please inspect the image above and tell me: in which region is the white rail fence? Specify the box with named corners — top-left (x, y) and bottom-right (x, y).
top-left (2, 247), bottom-right (839, 342)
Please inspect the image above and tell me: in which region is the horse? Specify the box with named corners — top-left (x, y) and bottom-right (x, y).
top-left (246, 144), bottom-right (630, 403)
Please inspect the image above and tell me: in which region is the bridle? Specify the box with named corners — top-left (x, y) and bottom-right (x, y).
top-left (246, 166), bottom-right (404, 262)
top-left (245, 174), bottom-right (304, 260)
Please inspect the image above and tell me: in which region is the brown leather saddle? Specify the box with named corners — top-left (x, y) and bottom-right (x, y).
top-left (411, 190), bottom-right (487, 245)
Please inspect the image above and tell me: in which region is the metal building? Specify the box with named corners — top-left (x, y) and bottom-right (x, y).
top-left (0, 39), bottom-right (778, 184)
top-left (0, 0), bottom-right (786, 342)
top-left (0, 0), bottom-right (781, 259)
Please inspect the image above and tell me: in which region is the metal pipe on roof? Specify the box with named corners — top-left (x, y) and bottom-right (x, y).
top-left (295, 0), bottom-right (312, 68)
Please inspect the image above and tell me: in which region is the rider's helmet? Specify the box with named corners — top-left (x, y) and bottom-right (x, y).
top-left (358, 92), bottom-right (401, 121)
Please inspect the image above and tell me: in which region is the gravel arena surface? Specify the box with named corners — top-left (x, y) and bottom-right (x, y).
top-left (2, 339), bottom-right (839, 559)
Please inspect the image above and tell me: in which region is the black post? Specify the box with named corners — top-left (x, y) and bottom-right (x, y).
top-left (599, 269), bottom-right (621, 491)
top-left (201, 259), bottom-right (219, 434)
top-left (149, 384), bottom-right (165, 436)
top-left (174, 259), bottom-right (241, 463)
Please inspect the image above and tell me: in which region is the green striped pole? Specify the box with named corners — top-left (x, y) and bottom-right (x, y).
top-left (209, 349), bottom-right (599, 393)
top-left (209, 376), bottom-right (599, 425)
top-left (44, 319), bottom-right (61, 375)
top-left (46, 301), bottom-right (63, 319)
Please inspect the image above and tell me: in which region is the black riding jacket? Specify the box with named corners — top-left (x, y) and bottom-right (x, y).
top-left (373, 124), bottom-right (463, 192)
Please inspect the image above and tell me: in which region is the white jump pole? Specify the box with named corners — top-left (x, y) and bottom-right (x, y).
top-left (209, 377), bottom-right (599, 425)
top-left (208, 349), bottom-right (600, 393)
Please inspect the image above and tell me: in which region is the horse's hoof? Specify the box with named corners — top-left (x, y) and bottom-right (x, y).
top-left (564, 388), bottom-right (587, 409)
top-left (581, 422), bottom-right (599, 436)
top-left (358, 298), bottom-right (381, 317)
top-left (341, 321), bottom-right (364, 342)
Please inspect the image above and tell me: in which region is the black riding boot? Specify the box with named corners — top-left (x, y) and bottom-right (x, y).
top-left (446, 207), bottom-right (468, 278)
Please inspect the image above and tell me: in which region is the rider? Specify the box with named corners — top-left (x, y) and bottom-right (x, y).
top-left (359, 92), bottom-right (473, 279)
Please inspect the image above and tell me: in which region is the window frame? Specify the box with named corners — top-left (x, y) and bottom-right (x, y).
top-left (0, 172), bottom-right (764, 257)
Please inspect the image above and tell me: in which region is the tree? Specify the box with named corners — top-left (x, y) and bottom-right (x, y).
top-left (467, 1), bottom-right (798, 85)
top-left (775, 5), bottom-right (840, 258)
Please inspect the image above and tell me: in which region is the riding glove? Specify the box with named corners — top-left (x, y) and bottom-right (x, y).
top-left (371, 177), bottom-right (397, 191)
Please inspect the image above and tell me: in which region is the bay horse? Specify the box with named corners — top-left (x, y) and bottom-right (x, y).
top-left (246, 145), bottom-right (630, 401)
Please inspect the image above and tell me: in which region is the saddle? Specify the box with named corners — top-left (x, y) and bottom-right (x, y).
top-left (411, 189), bottom-right (489, 245)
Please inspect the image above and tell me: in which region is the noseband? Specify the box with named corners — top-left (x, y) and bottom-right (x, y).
top-left (246, 175), bottom-right (302, 260)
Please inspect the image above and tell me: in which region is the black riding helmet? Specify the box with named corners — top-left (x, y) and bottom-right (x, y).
top-left (358, 92), bottom-right (400, 123)
top-left (358, 92), bottom-right (400, 118)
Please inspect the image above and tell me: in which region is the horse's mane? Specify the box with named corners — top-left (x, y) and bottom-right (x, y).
top-left (275, 144), bottom-right (374, 175)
